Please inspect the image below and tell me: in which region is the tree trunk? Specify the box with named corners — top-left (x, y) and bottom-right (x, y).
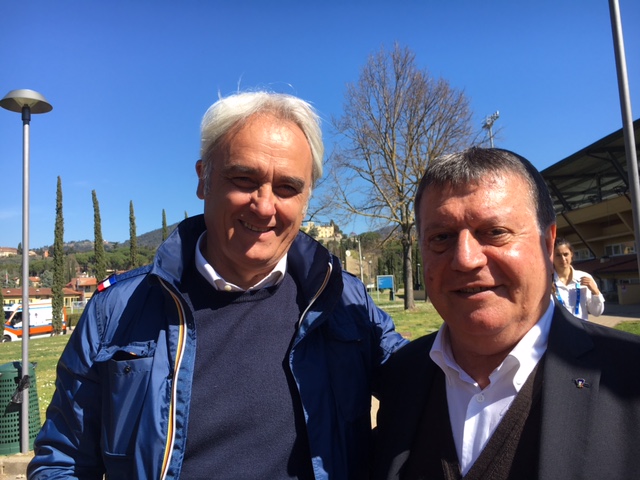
top-left (403, 237), bottom-right (415, 309)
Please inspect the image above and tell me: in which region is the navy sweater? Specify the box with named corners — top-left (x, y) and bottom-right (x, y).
top-left (179, 267), bottom-right (314, 479)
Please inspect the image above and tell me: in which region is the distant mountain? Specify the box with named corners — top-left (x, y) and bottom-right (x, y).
top-left (43, 222), bottom-right (181, 253)
top-left (121, 223), bottom-right (179, 249)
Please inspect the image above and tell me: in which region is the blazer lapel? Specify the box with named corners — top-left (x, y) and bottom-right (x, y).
top-left (538, 307), bottom-right (601, 480)
top-left (374, 335), bottom-right (438, 480)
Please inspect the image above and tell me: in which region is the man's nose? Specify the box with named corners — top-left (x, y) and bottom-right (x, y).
top-left (451, 230), bottom-right (487, 271)
top-left (251, 186), bottom-right (277, 217)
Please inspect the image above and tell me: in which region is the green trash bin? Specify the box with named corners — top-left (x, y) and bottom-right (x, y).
top-left (0, 362), bottom-right (41, 455)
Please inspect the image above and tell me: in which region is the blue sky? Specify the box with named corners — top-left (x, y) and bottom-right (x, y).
top-left (1, 0), bottom-right (638, 248)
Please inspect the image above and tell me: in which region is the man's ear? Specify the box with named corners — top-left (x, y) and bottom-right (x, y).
top-left (544, 223), bottom-right (557, 264)
top-left (196, 160), bottom-right (205, 199)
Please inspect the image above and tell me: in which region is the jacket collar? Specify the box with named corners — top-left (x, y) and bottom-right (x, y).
top-left (149, 214), bottom-right (341, 307)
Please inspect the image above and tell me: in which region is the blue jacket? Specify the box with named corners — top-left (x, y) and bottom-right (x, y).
top-left (29, 215), bottom-right (407, 480)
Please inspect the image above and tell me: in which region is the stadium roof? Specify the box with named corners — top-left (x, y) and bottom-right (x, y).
top-left (541, 118), bottom-right (640, 214)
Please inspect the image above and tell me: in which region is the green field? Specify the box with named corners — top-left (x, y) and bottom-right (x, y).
top-left (0, 300), bottom-right (638, 424)
top-left (0, 334), bottom-right (71, 422)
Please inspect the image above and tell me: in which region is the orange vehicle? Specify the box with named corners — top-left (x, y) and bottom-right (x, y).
top-left (2, 300), bottom-right (67, 342)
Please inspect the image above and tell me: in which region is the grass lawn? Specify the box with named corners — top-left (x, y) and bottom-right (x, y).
top-left (0, 334), bottom-right (71, 422)
top-left (615, 321), bottom-right (640, 335)
top-left (375, 297), bottom-right (443, 339)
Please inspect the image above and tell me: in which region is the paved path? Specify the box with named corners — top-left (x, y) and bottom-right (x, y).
top-left (586, 302), bottom-right (640, 328)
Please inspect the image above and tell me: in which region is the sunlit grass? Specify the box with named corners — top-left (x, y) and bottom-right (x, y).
top-left (615, 321), bottom-right (640, 336)
top-left (0, 335), bottom-right (71, 422)
top-left (375, 296), bottom-right (443, 339)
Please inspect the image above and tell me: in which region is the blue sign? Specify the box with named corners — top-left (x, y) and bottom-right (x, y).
top-left (377, 275), bottom-right (394, 290)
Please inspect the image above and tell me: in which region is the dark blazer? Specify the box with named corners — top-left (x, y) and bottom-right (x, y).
top-left (373, 305), bottom-right (640, 480)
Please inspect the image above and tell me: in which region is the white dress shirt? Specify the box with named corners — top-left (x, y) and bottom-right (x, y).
top-left (429, 300), bottom-right (554, 475)
top-left (194, 232), bottom-right (287, 291)
top-left (553, 267), bottom-right (605, 320)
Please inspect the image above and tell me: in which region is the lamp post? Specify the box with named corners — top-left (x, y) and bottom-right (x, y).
top-left (0, 89), bottom-right (52, 453)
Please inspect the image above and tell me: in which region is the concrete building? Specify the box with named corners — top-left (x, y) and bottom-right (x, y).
top-left (301, 221), bottom-right (337, 240)
top-left (542, 118), bottom-right (640, 304)
top-left (0, 247), bottom-right (18, 257)
top-left (1, 286), bottom-right (82, 308)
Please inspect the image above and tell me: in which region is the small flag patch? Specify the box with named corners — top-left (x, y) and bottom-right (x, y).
top-left (97, 276), bottom-right (117, 292)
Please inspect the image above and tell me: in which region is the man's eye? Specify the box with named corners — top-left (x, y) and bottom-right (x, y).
top-left (428, 233), bottom-right (454, 250)
top-left (482, 228), bottom-right (511, 245)
top-left (232, 177), bottom-right (255, 189)
top-left (275, 185), bottom-right (301, 198)
top-left (431, 234), bottom-right (449, 242)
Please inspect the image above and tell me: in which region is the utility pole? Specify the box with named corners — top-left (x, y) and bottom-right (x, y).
top-left (609, 0), bottom-right (640, 282)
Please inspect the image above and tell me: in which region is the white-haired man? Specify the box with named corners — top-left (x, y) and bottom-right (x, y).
top-left (29, 91), bottom-right (407, 480)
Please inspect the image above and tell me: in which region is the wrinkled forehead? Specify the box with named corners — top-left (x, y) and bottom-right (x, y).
top-left (416, 172), bottom-right (537, 227)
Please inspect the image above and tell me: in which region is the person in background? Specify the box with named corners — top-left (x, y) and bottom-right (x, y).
top-left (373, 147), bottom-right (640, 480)
top-left (553, 238), bottom-right (604, 320)
top-left (28, 91), bottom-right (407, 480)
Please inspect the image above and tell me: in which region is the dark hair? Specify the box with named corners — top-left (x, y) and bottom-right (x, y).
top-left (414, 147), bottom-right (556, 235)
top-left (554, 237), bottom-right (574, 253)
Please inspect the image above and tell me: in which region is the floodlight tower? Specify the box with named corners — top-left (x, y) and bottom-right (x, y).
top-left (482, 111), bottom-right (500, 147)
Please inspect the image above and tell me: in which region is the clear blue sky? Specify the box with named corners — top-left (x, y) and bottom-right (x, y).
top-left (1, 0), bottom-right (638, 248)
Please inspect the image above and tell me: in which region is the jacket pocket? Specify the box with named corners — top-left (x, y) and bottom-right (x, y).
top-left (325, 328), bottom-right (371, 422)
top-left (102, 349), bottom-right (155, 455)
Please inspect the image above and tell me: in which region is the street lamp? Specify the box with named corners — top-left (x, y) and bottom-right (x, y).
top-left (0, 89), bottom-right (53, 453)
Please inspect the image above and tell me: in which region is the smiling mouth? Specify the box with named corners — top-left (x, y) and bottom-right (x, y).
top-left (241, 221), bottom-right (273, 233)
top-left (458, 286), bottom-right (493, 294)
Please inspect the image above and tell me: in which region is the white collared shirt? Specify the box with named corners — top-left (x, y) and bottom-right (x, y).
top-left (429, 300), bottom-right (554, 475)
top-left (194, 232), bottom-right (287, 291)
top-left (553, 267), bottom-right (605, 320)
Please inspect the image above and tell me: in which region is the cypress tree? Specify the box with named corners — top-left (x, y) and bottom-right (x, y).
top-left (184, 211), bottom-right (188, 220)
top-left (52, 177), bottom-right (65, 334)
top-left (129, 200), bottom-right (138, 269)
top-left (162, 209), bottom-right (168, 241)
top-left (92, 190), bottom-right (107, 281)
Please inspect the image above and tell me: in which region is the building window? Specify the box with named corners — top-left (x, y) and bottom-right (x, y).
top-left (573, 248), bottom-right (593, 261)
top-left (605, 241), bottom-right (636, 257)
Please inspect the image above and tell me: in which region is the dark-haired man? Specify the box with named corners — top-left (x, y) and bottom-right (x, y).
top-left (374, 147), bottom-right (640, 480)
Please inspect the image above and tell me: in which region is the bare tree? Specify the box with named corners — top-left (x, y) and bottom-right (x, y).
top-left (327, 43), bottom-right (475, 309)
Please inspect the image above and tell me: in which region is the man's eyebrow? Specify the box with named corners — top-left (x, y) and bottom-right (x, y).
top-left (222, 164), bottom-right (307, 191)
top-left (279, 176), bottom-right (307, 191)
top-left (220, 164), bottom-right (258, 176)
top-left (422, 220), bottom-right (456, 231)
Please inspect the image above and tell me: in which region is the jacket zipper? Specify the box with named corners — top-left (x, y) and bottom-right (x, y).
top-left (297, 261), bottom-right (332, 329)
top-left (158, 277), bottom-right (188, 480)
